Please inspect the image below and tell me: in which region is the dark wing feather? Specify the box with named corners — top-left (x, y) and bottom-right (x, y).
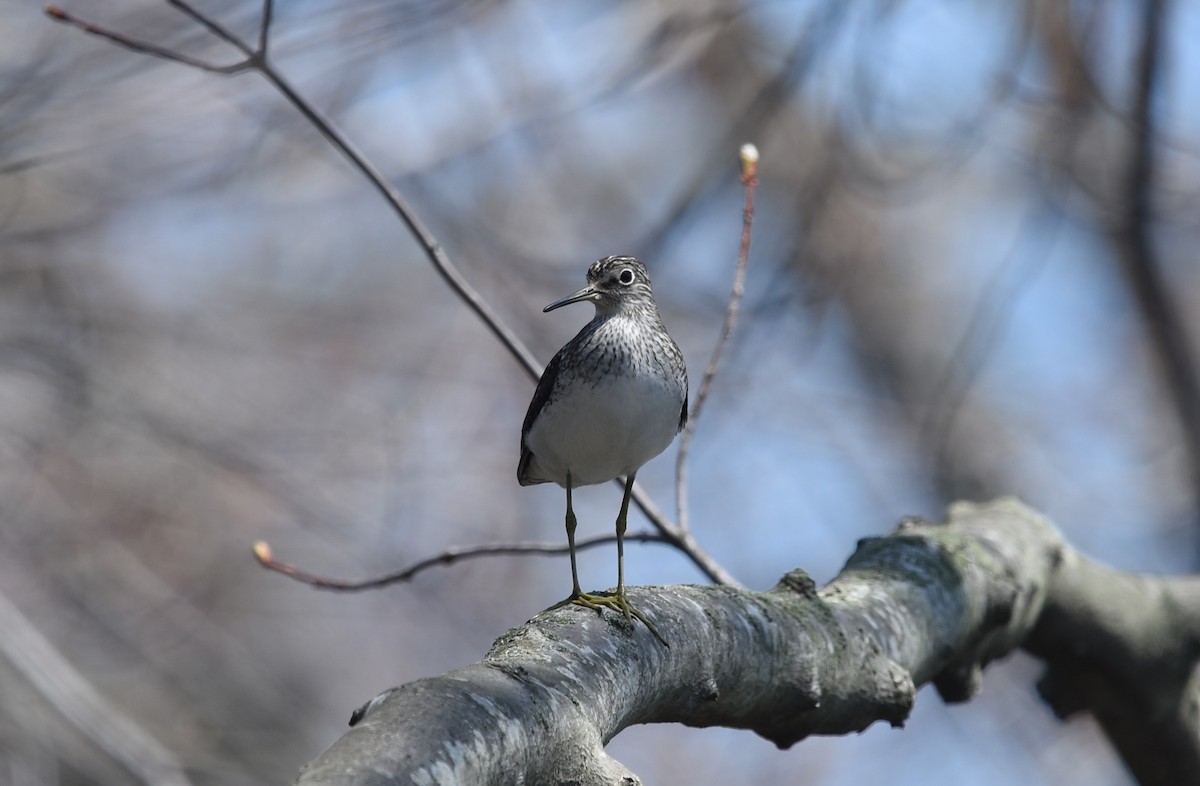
top-left (517, 349), bottom-right (563, 486)
top-left (678, 372), bottom-right (688, 431)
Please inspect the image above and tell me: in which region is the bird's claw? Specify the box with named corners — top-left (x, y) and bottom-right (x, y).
top-left (563, 590), bottom-right (668, 647)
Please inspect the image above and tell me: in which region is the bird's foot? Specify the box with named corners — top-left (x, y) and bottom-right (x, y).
top-left (564, 590), bottom-right (668, 647)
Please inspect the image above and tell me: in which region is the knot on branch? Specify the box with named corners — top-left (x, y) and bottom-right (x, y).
top-left (776, 568), bottom-right (817, 599)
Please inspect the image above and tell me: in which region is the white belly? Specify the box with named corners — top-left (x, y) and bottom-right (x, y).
top-left (523, 372), bottom-right (682, 487)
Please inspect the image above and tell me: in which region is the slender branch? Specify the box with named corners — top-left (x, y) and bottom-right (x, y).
top-left (250, 61), bottom-right (545, 381)
top-left (45, 2), bottom-right (737, 587)
top-left (257, 0), bottom-right (273, 57)
top-left (44, 3), bottom-right (541, 384)
top-left (675, 144), bottom-right (758, 532)
top-left (166, 0), bottom-right (256, 57)
top-left (253, 531), bottom-right (668, 592)
top-left (45, 6), bottom-right (251, 74)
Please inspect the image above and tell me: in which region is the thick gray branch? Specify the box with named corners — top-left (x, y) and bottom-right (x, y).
top-left (1025, 550), bottom-right (1200, 786)
top-left (295, 499), bottom-right (1198, 785)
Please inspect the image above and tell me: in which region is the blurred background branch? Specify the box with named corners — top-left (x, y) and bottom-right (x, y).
top-left (1109, 0), bottom-right (1200, 551)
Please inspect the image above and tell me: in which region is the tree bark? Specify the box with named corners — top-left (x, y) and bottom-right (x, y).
top-left (1025, 547), bottom-right (1200, 786)
top-left (295, 499), bottom-right (1200, 785)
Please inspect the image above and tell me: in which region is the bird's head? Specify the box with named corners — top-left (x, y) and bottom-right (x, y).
top-left (543, 255), bottom-right (656, 317)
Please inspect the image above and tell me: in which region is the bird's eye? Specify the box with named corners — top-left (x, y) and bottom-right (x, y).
top-left (618, 269), bottom-right (635, 285)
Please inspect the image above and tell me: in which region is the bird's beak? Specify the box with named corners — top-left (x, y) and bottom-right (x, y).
top-left (543, 285), bottom-right (599, 313)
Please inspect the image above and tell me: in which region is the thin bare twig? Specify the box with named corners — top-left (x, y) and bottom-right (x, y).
top-left (45, 5), bottom-right (251, 73)
top-left (256, 0), bottom-right (272, 56)
top-left (166, 0), bottom-right (255, 57)
top-left (45, 1), bottom-right (738, 587)
top-left (46, 1), bottom-right (540, 376)
top-left (674, 145), bottom-right (758, 532)
top-left (253, 532), bottom-right (668, 592)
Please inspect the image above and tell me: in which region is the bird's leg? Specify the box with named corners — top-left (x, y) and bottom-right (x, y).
top-left (614, 471), bottom-right (633, 617)
top-left (565, 472), bottom-right (583, 599)
top-left (567, 473), bottom-right (667, 646)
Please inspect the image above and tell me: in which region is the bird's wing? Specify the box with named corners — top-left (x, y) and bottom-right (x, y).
top-left (517, 349), bottom-right (563, 485)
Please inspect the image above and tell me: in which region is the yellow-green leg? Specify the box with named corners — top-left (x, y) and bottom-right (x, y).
top-left (614, 471), bottom-right (632, 615)
top-left (565, 472), bottom-right (583, 598)
top-left (566, 473), bottom-right (667, 646)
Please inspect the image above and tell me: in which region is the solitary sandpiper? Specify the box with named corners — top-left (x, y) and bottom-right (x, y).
top-left (519, 255), bottom-right (688, 642)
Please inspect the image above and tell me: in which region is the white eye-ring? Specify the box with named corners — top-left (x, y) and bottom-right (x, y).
top-left (618, 268), bottom-right (635, 285)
